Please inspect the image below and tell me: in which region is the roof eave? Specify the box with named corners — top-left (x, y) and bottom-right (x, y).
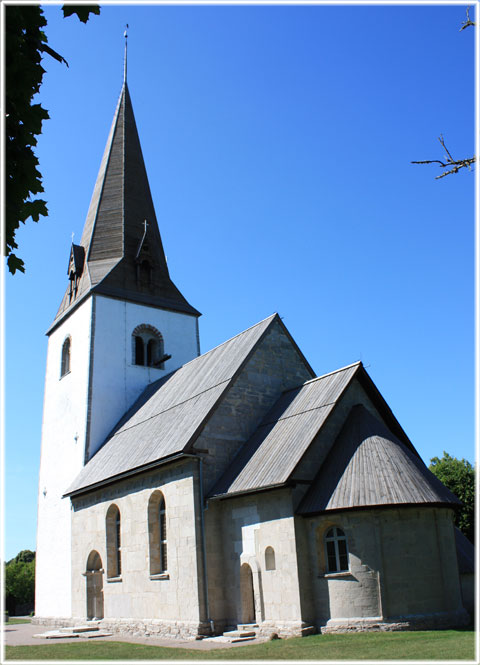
top-left (297, 500), bottom-right (460, 518)
top-left (63, 451), bottom-right (195, 499)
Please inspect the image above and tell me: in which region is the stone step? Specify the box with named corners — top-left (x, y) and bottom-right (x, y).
top-left (223, 629), bottom-right (256, 638)
top-left (34, 631), bottom-right (79, 639)
top-left (84, 631), bottom-right (113, 638)
top-left (236, 623), bottom-right (259, 630)
top-left (61, 625), bottom-right (100, 633)
top-left (230, 636), bottom-right (256, 643)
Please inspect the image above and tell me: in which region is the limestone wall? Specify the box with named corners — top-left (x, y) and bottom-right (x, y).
top-left (70, 459), bottom-right (207, 636)
top-left (197, 319), bottom-right (313, 494)
top-left (206, 488), bottom-right (310, 637)
top-left (304, 506), bottom-right (467, 631)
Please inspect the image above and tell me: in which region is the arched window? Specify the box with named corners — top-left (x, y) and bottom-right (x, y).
top-left (265, 546), bottom-right (276, 571)
top-left (132, 324), bottom-right (168, 369)
top-left (106, 504), bottom-right (122, 578)
top-left (325, 526), bottom-right (349, 573)
top-left (148, 491), bottom-right (167, 575)
top-left (60, 337), bottom-right (71, 377)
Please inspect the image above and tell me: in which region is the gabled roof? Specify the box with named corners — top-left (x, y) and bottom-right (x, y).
top-left (65, 314), bottom-right (279, 497)
top-left (209, 362), bottom-right (361, 499)
top-left (297, 404), bottom-right (460, 515)
top-left (49, 83), bottom-right (199, 334)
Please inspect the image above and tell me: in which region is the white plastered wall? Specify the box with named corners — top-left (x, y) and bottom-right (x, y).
top-left (36, 293), bottom-right (199, 618)
top-left (87, 295), bottom-right (199, 458)
top-left (36, 298), bottom-right (93, 617)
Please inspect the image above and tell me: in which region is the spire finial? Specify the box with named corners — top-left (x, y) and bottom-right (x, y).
top-left (123, 24), bottom-right (129, 83)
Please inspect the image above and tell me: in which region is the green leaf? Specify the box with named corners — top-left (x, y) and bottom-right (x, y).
top-left (62, 5), bottom-right (100, 23)
top-left (7, 254), bottom-right (26, 275)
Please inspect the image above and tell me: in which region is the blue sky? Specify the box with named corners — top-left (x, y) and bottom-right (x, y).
top-left (4, 3), bottom-right (475, 560)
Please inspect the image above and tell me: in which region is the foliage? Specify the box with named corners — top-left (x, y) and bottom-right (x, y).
top-left (429, 452), bottom-right (475, 543)
top-left (5, 557), bottom-right (35, 607)
top-left (5, 4), bottom-right (99, 275)
top-left (9, 549), bottom-right (36, 564)
top-left (4, 630), bottom-right (475, 661)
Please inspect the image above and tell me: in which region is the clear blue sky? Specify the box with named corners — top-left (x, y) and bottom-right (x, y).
top-left (4, 3), bottom-right (475, 560)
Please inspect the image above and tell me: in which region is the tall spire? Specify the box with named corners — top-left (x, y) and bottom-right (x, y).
top-left (123, 24), bottom-right (128, 83)
top-left (49, 75), bottom-right (200, 332)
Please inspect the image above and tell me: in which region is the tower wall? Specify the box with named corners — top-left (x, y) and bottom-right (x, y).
top-left (87, 295), bottom-right (200, 459)
top-left (36, 298), bottom-right (93, 618)
top-left (36, 293), bottom-right (199, 618)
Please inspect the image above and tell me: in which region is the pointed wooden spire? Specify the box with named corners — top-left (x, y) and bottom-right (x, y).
top-left (50, 80), bottom-right (200, 332)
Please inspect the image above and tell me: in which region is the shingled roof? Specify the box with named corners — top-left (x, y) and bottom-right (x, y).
top-left (49, 82), bottom-right (199, 334)
top-left (65, 314), bottom-right (278, 496)
top-left (297, 404), bottom-right (461, 515)
top-left (209, 363), bottom-right (361, 498)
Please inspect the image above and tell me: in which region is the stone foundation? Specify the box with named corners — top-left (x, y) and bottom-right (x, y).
top-left (257, 620), bottom-right (316, 639)
top-left (31, 617), bottom-right (212, 640)
top-left (320, 608), bottom-right (471, 633)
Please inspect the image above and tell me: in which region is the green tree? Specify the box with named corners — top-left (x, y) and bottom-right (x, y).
top-left (429, 452), bottom-right (475, 543)
top-left (11, 550), bottom-right (36, 564)
top-left (5, 4), bottom-right (99, 275)
top-left (5, 555), bottom-right (35, 610)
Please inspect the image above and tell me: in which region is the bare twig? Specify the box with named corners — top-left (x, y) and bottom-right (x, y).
top-left (460, 6), bottom-right (475, 30)
top-left (412, 135), bottom-right (475, 179)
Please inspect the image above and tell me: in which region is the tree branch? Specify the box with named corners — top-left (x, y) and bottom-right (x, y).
top-left (411, 135), bottom-right (475, 179)
top-left (460, 5), bottom-right (475, 31)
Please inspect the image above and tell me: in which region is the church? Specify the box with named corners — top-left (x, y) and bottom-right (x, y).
top-left (34, 69), bottom-right (472, 639)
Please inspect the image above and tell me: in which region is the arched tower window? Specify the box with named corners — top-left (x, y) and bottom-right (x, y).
top-left (60, 337), bottom-right (71, 378)
top-left (325, 526), bottom-right (349, 573)
top-left (106, 504), bottom-right (122, 578)
top-left (132, 324), bottom-right (169, 369)
top-left (148, 491), bottom-right (167, 575)
top-left (265, 546), bottom-right (276, 571)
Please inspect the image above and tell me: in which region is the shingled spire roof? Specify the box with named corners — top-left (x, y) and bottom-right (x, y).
top-left (49, 82), bottom-right (200, 333)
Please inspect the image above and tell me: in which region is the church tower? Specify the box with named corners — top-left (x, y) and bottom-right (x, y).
top-left (35, 72), bottom-right (200, 617)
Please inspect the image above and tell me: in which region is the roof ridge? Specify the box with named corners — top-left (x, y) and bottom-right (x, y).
top-left (303, 361), bottom-right (362, 385)
top-left (112, 378), bottom-right (231, 438)
top-left (178, 313), bottom-right (278, 370)
top-left (279, 360), bottom-right (362, 396)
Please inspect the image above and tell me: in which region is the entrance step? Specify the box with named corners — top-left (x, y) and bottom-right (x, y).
top-left (237, 623), bottom-right (258, 630)
top-left (33, 625), bottom-right (110, 640)
top-left (223, 629), bottom-right (256, 638)
top-left (61, 625), bottom-right (99, 633)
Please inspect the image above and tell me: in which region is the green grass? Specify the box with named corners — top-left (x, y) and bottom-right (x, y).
top-left (5, 618), bottom-right (31, 625)
top-left (4, 629), bottom-right (475, 660)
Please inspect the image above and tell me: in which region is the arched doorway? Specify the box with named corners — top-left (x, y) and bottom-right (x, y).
top-left (85, 550), bottom-right (104, 620)
top-left (240, 563), bottom-right (255, 624)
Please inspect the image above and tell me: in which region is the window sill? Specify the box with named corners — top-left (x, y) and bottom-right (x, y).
top-left (60, 370), bottom-right (71, 380)
top-left (149, 573), bottom-right (169, 581)
top-left (106, 576), bottom-right (122, 583)
top-left (319, 571), bottom-right (352, 579)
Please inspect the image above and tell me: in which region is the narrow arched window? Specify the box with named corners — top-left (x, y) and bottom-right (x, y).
top-left (60, 337), bottom-right (71, 377)
top-left (106, 504), bottom-right (122, 578)
top-left (132, 324), bottom-right (167, 369)
top-left (135, 336), bottom-right (144, 365)
top-left (148, 491), bottom-right (167, 575)
top-left (325, 526), bottom-right (349, 573)
top-left (265, 546), bottom-right (276, 571)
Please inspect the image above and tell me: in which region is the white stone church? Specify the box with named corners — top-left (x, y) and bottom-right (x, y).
top-left (34, 76), bottom-right (473, 639)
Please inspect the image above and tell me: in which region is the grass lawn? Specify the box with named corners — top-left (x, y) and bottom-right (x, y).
top-left (5, 618), bottom-right (31, 625)
top-left (4, 629), bottom-right (475, 660)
